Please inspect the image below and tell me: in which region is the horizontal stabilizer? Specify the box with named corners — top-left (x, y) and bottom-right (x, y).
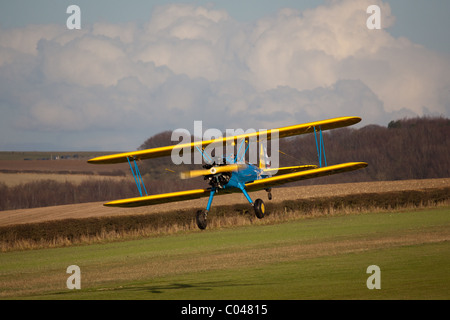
top-left (263, 165), bottom-right (317, 176)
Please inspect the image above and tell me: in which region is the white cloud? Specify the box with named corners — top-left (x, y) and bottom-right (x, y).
top-left (37, 35), bottom-right (132, 87)
top-left (0, 0), bottom-right (449, 150)
top-left (92, 22), bottom-right (137, 44)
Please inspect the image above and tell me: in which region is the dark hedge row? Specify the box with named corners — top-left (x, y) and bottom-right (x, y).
top-left (1, 187), bottom-right (448, 246)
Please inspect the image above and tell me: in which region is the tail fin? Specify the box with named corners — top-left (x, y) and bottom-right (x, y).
top-left (259, 142), bottom-right (270, 169)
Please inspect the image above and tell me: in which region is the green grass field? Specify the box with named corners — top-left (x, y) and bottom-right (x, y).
top-left (0, 206), bottom-right (449, 300)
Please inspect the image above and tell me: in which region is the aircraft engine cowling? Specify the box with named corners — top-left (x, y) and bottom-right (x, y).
top-left (180, 163), bottom-right (242, 187)
top-left (204, 170), bottom-right (231, 189)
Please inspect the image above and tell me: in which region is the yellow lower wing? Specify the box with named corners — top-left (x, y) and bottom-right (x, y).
top-left (103, 162), bottom-right (367, 208)
top-left (246, 162), bottom-right (368, 191)
top-left (104, 189), bottom-right (210, 207)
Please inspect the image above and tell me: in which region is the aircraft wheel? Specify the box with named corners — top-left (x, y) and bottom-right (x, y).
top-left (196, 210), bottom-right (208, 230)
top-left (253, 198), bottom-right (265, 219)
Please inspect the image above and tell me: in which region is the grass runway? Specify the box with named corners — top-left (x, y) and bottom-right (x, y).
top-left (1, 206), bottom-right (449, 299)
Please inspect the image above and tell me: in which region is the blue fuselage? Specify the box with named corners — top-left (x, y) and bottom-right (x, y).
top-left (224, 163), bottom-right (266, 190)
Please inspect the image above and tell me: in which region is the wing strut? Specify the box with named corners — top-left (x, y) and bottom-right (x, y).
top-left (314, 126), bottom-right (327, 168)
top-left (238, 182), bottom-right (254, 205)
top-left (127, 157), bottom-right (148, 197)
top-left (195, 145), bottom-right (213, 164)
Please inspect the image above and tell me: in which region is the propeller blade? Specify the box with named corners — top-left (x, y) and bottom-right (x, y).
top-left (180, 164), bottom-right (244, 179)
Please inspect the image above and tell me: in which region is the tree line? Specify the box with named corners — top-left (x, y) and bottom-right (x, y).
top-left (277, 116), bottom-right (449, 183)
top-left (139, 116), bottom-right (449, 183)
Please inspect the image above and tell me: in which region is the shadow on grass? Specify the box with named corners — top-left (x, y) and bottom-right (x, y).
top-left (103, 280), bottom-right (260, 295)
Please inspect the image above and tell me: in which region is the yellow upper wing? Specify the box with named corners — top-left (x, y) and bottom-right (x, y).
top-left (88, 116), bottom-right (361, 164)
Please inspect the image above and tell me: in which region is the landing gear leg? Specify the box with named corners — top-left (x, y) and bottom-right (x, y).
top-left (238, 183), bottom-right (267, 220)
top-left (265, 188), bottom-right (272, 200)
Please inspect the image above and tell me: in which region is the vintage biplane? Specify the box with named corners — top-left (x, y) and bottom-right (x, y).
top-left (88, 116), bottom-right (367, 229)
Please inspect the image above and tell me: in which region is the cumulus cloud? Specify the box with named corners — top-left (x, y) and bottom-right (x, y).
top-left (0, 0), bottom-right (449, 150)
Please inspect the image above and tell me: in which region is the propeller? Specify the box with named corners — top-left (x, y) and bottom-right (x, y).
top-left (180, 164), bottom-right (244, 179)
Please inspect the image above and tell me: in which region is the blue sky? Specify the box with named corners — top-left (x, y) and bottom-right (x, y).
top-left (2, 0), bottom-right (449, 53)
top-left (0, 1), bottom-right (449, 151)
